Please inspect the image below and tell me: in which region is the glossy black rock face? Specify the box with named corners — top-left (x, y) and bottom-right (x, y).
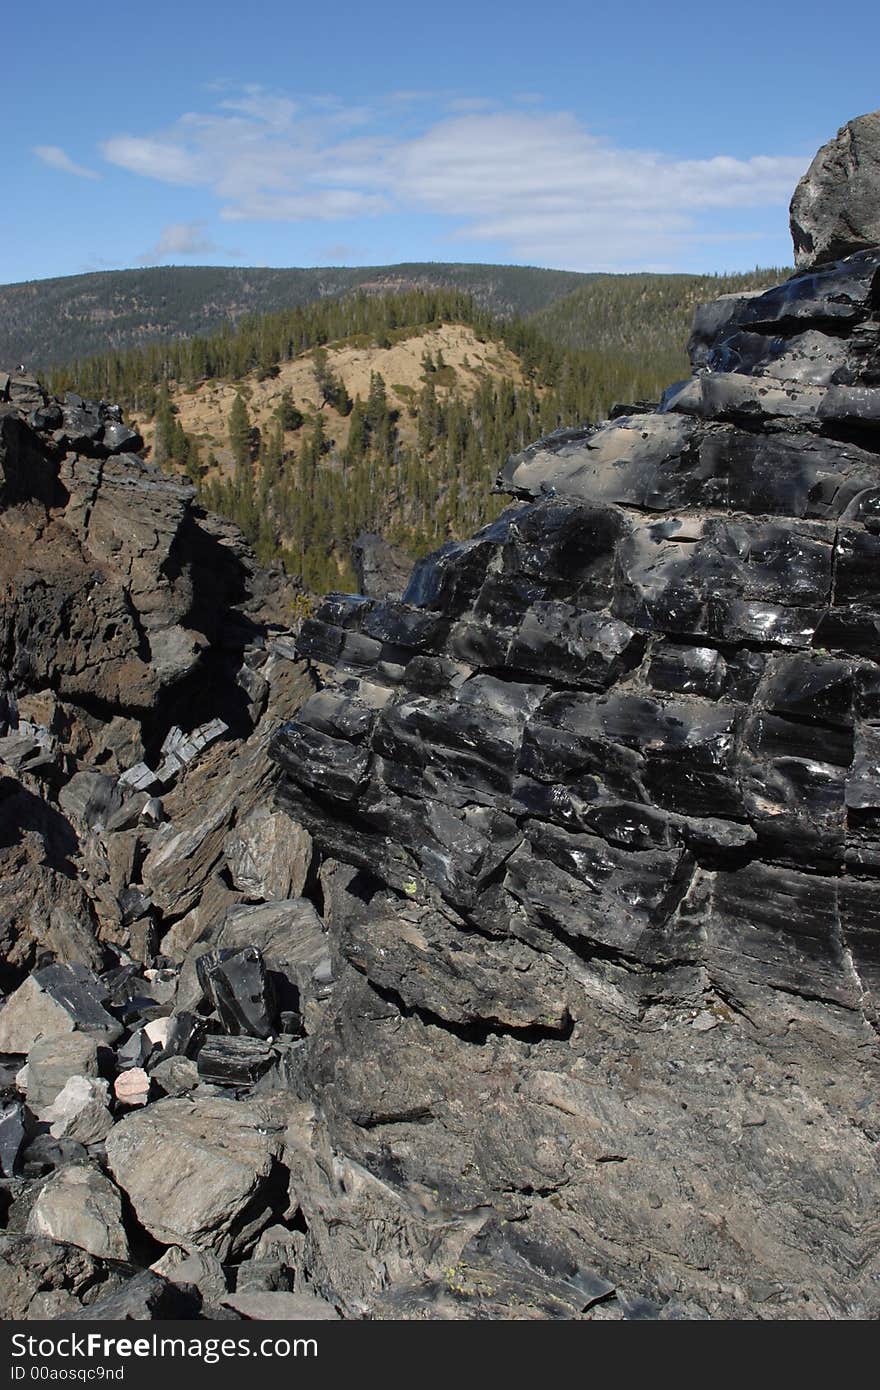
top-left (0, 1103), bottom-right (27, 1178)
top-left (268, 234), bottom-right (880, 1320)
top-left (271, 243), bottom-right (880, 1033)
top-left (201, 946), bottom-right (277, 1039)
top-left (31, 963), bottom-right (122, 1041)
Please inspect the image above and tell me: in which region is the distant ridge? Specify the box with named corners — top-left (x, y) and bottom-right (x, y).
top-left (0, 262), bottom-right (594, 368)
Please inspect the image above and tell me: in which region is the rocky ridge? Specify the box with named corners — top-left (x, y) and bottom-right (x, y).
top-left (1, 115), bottom-right (879, 1321)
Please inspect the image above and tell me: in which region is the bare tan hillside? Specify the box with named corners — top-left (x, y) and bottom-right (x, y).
top-left (140, 323), bottom-right (525, 476)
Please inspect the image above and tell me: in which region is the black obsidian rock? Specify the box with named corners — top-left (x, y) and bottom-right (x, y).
top-left (155, 1010), bottom-right (207, 1062)
top-left (196, 1035), bottom-right (276, 1087)
top-left (270, 213), bottom-right (880, 1052)
top-left (0, 1102), bottom-right (27, 1178)
top-left (201, 946), bottom-right (277, 1039)
top-left (101, 421), bottom-right (143, 453)
top-left (32, 962), bottom-right (122, 1041)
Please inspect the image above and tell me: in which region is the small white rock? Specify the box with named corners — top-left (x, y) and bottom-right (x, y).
top-left (45, 1076), bottom-right (113, 1144)
top-left (144, 1017), bottom-right (171, 1049)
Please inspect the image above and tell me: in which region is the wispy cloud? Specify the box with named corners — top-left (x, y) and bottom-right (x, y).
top-left (138, 221), bottom-right (241, 264)
top-left (446, 96), bottom-right (495, 113)
top-left (34, 145), bottom-right (100, 180)
top-left (96, 87), bottom-right (806, 269)
top-left (102, 137), bottom-right (207, 185)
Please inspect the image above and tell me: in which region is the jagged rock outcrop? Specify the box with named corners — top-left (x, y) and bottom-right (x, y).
top-left (0, 374), bottom-right (310, 985)
top-left (352, 532), bottom-right (415, 600)
top-left (791, 110), bottom-right (880, 268)
top-left (269, 127), bottom-right (880, 1318)
top-left (1, 377), bottom-right (288, 730)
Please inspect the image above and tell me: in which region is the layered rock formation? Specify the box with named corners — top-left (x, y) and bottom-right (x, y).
top-left (269, 140), bottom-right (880, 1317)
top-left (2, 118), bottom-right (880, 1322)
top-left (0, 375), bottom-right (305, 984)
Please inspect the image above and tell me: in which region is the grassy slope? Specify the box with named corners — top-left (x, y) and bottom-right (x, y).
top-left (140, 320), bottom-right (526, 476)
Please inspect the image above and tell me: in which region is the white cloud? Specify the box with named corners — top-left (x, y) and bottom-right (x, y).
top-left (387, 113), bottom-right (801, 216)
top-left (34, 145), bottom-right (100, 180)
top-left (220, 190), bottom-right (389, 222)
top-left (101, 136), bottom-right (207, 185)
top-left (96, 88), bottom-right (806, 269)
top-left (138, 221), bottom-right (241, 264)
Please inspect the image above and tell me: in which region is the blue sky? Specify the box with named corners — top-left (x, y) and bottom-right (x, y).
top-left (3, 0), bottom-right (879, 284)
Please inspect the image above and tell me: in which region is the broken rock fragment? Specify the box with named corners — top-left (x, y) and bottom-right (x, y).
top-left (105, 1096), bottom-right (284, 1259)
top-left (0, 970), bottom-right (118, 1055)
top-left (26, 1165), bottom-right (130, 1261)
top-left (44, 1076), bottom-right (113, 1144)
top-left (33, 964), bottom-right (121, 1040)
top-left (202, 946), bottom-right (277, 1038)
top-left (224, 805), bottom-right (313, 902)
top-left (115, 1028), bottom-right (152, 1071)
top-left (0, 1102), bottom-right (29, 1178)
top-left (151, 1245), bottom-right (228, 1303)
top-left (0, 1233), bottom-right (118, 1321)
top-left (196, 1035), bottom-right (277, 1087)
top-left (25, 1033), bottom-right (99, 1117)
top-left (66, 1270), bottom-right (202, 1321)
top-left (222, 1290), bottom-right (339, 1320)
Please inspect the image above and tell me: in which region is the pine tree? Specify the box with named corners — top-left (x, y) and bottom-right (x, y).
top-left (182, 433), bottom-right (202, 484)
top-left (276, 388), bottom-right (303, 431)
top-left (345, 397), bottom-right (367, 466)
top-left (312, 348), bottom-right (352, 415)
top-left (259, 421), bottom-right (284, 508)
top-left (228, 392), bottom-right (252, 474)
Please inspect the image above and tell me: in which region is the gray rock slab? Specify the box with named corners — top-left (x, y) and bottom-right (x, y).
top-left (105, 1097), bottom-right (284, 1259)
top-left (25, 1033), bottom-right (99, 1116)
top-left (790, 109), bottom-right (880, 267)
top-left (221, 1290), bottom-right (338, 1320)
top-left (26, 1165), bottom-right (130, 1260)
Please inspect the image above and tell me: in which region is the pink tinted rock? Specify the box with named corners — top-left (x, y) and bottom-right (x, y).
top-left (114, 1067), bottom-right (150, 1107)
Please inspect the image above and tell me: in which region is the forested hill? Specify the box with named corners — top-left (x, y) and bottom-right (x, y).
top-left (527, 268), bottom-right (790, 380)
top-left (0, 263), bottom-right (593, 368)
top-left (43, 285), bottom-right (699, 593)
top-left (0, 262), bottom-right (792, 371)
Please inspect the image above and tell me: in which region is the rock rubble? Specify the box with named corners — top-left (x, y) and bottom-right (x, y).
top-left (0, 371), bottom-right (330, 1318)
